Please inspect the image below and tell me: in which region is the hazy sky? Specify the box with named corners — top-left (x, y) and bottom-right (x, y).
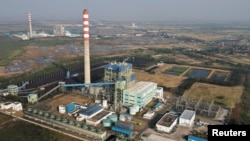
top-left (1, 0), bottom-right (250, 22)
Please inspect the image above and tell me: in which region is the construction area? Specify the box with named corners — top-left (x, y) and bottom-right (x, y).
top-left (175, 96), bottom-right (229, 122)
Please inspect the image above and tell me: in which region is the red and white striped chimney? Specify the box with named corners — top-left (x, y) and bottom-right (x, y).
top-left (28, 12), bottom-right (33, 38)
top-left (83, 9), bottom-right (91, 84)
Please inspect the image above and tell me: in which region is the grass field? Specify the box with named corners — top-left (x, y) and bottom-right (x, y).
top-left (0, 119), bottom-right (81, 141)
top-left (134, 68), bottom-right (186, 88)
top-left (182, 82), bottom-right (243, 108)
top-left (0, 112), bottom-right (12, 124)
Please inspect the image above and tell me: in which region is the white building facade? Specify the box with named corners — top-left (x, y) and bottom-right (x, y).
top-left (179, 110), bottom-right (196, 127)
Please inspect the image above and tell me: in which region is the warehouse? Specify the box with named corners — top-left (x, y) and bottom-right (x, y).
top-left (156, 113), bottom-right (178, 133)
top-left (86, 110), bottom-right (114, 126)
top-left (12, 102), bottom-right (23, 111)
top-left (1, 102), bottom-right (13, 110)
top-left (123, 81), bottom-right (157, 108)
top-left (179, 110), bottom-right (196, 127)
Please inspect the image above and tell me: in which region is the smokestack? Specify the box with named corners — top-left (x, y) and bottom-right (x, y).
top-left (28, 12), bottom-right (33, 38)
top-left (83, 9), bottom-right (91, 84)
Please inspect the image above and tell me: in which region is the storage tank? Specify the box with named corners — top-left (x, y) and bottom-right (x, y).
top-left (129, 106), bottom-right (137, 115)
top-left (134, 105), bottom-right (140, 112)
top-left (65, 103), bottom-right (75, 113)
top-left (102, 99), bottom-right (108, 108)
top-left (89, 127), bottom-right (96, 132)
top-left (96, 129), bottom-right (104, 134)
top-left (56, 116), bottom-right (61, 121)
top-left (50, 114), bottom-right (55, 119)
top-left (82, 124), bottom-right (88, 130)
top-left (75, 122), bottom-right (81, 127)
top-left (62, 118), bottom-right (68, 123)
top-left (32, 109), bottom-right (38, 114)
top-left (108, 114), bottom-right (118, 123)
top-left (58, 105), bottom-right (66, 114)
top-left (27, 108), bottom-right (32, 112)
top-left (119, 114), bottom-right (125, 121)
top-left (102, 119), bottom-right (112, 127)
top-left (44, 112), bottom-right (49, 117)
top-left (38, 111), bottom-right (43, 116)
top-left (68, 120), bottom-right (74, 125)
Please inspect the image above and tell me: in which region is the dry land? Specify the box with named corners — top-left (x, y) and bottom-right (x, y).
top-left (182, 82), bottom-right (244, 108)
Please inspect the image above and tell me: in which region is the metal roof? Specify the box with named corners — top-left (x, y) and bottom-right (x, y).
top-left (188, 135), bottom-right (207, 141)
top-left (180, 110), bottom-right (195, 120)
top-left (125, 81), bottom-right (156, 94)
top-left (79, 104), bottom-right (103, 116)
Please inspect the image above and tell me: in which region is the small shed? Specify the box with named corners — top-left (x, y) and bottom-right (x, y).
top-left (179, 110), bottom-right (195, 127)
top-left (27, 93), bottom-right (38, 104)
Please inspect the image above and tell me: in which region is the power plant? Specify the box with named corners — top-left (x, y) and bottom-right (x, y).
top-left (83, 9), bottom-right (91, 84)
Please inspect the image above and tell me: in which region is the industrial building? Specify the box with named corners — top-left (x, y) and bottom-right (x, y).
top-left (104, 62), bottom-right (136, 88)
top-left (86, 110), bottom-right (114, 126)
top-left (156, 113), bottom-right (178, 133)
top-left (7, 85), bottom-right (19, 96)
top-left (78, 104), bottom-right (103, 120)
top-left (111, 121), bottom-right (133, 136)
top-left (24, 108), bottom-right (107, 141)
top-left (123, 81), bottom-right (157, 108)
top-left (1, 102), bottom-right (14, 110)
top-left (12, 102), bottom-right (23, 111)
top-left (0, 102), bottom-right (23, 111)
top-left (27, 93), bottom-right (38, 104)
top-left (104, 61), bottom-right (136, 110)
top-left (143, 110), bottom-right (155, 119)
top-left (179, 110), bottom-right (196, 127)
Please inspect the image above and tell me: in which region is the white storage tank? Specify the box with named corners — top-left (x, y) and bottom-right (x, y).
top-left (102, 99), bottom-right (108, 108)
top-left (129, 106), bottom-right (137, 115)
top-left (58, 105), bottom-right (66, 114)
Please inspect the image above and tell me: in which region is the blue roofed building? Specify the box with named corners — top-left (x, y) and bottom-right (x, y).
top-left (79, 104), bottom-right (103, 119)
top-left (188, 135), bottom-right (207, 141)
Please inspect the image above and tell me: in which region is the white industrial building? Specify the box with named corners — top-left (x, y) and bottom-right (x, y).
top-left (156, 113), bottom-right (178, 133)
top-left (123, 81), bottom-right (157, 108)
top-left (86, 110), bottom-right (114, 126)
top-left (1, 102), bottom-right (13, 110)
top-left (0, 102), bottom-right (22, 111)
top-left (179, 110), bottom-right (196, 127)
top-left (143, 110), bottom-right (155, 119)
top-left (78, 105), bottom-right (103, 121)
top-left (12, 102), bottom-right (23, 111)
